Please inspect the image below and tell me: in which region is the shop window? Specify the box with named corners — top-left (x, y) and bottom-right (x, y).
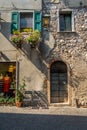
top-left (0, 62), bottom-right (16, 98)
top-left (58, 10), bottom-right (75, 32)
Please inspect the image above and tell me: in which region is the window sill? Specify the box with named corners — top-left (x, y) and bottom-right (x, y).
top-left (21, 32), bottom-right (30, 35)
top-left (58, 31), bottom-right (75, 33)
top-left (43, 28), bottom-right (49, 31)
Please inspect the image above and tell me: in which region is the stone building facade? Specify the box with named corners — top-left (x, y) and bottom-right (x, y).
top-left (0, 0), bottom-right (87, 107)
top-left (41, 0), bottom-right (87, 107)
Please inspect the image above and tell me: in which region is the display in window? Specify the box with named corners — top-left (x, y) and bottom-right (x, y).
top-left (3, 72), bottom-right (11, 97)
top-left (0, 62), bottom-right (16, 97)
top-left (0, 73), bottom-right (4, 93)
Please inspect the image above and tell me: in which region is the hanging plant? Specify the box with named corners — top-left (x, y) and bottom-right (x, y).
top-left (10, 30), bottom-right (24, 48)
top-left (26, 30), bottom-right (41, 48)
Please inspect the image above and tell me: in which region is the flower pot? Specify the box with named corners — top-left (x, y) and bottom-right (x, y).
top-left (30, 44), bottom-right (36, 48)
top-left (16, 43), bottom-right (22, 48)
top-left (15, 101), bottom-right (23, 107)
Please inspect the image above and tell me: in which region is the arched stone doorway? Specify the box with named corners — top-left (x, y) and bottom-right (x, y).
top-left (50, 61), bottom-right (68, 103)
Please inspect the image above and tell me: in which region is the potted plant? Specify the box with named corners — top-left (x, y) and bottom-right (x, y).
top-left (15, 89), bottom-right (24, 107)
top-left (26, 30), bottom-right (41, 48)
top-left (11, 30), bottom-right (24, 48)
top-left (15, 79), bottom-right (26, 107)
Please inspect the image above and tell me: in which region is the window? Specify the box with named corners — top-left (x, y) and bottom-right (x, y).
top-left (11, 11), bottom-right (42, 34)
top-left (43, 17), bottom-right (50, 28)
top-left (20, 12), bottom-right (33, 31)
top-left (60, 12), bottom-right (71, 31)
top-left (58, 10), bottom-right (74, 32)
top-left (0, 62), bottom-right (16, 94)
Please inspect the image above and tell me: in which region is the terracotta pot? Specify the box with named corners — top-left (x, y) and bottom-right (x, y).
top-left (15, 101), bottom-right (23, 107)
top-left (16, 43), bottom-right (22, 48)
top-left (30, 44), bottom-right (36, 48)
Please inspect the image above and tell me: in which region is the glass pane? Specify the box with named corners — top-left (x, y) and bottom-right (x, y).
top-left (43, 17), bottom-right (49, 28)
top-left (65, 15), bottom-right (71, 31)
top-left (20, 13), bottom-right (33, 30)
top-left (59, 12), bottom-right (72, 31)
top-left (60, 14), bottom-right (65, 31)
top-left (0, 62), bottom-right (16, 95)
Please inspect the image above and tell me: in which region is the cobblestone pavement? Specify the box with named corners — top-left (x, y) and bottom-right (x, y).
top-left (0, 106), bottom-right (87, 130)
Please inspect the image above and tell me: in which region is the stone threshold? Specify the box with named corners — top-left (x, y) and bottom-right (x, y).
top-left (49, 103), bottom-right (70, 107)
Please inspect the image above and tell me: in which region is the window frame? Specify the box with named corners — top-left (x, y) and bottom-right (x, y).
top-left (19, 11), bottom-right (34, 32)
top-left (20, 12), bottom-right (34, 31)
top-left (57, 9), bottom-right (75, 32)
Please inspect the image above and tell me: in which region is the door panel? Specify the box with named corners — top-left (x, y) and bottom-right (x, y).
top-left (50, 61), bottom-right (68, 103)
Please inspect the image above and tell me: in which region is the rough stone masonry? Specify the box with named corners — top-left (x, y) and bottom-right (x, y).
top-left (41, 0), bottom-right (87, 107)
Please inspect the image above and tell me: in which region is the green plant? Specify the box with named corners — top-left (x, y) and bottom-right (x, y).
top-left (0, 97), bottom-right (5, 103)
top-left (15, 79), bottom-right (26, 102)
top-left (26, 30), bottom-right (41, 46)
top-left (11, 30), bottom-right (24, 45)
top-left (11, 34), bottom-right (24, 44)
top-left (16, 90), bottom-right (23, 102)
top-left (13, 30), bottom-right (20, 35)
top-left (22, 28), bottom-right (33, 32)
top-left (19, 79), bottom-right (26, 91)
top-left (7, 97), bottom-right (15, 104)
top-left (0, 97), bottom-right (15, 105)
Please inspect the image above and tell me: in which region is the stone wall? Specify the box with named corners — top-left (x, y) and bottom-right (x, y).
top-left (63, 0), bottom-right (87, 7)
top-left (41, 0), bottom-right (87, 106)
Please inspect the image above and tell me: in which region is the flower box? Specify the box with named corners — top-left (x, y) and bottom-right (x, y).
top-left (10, 30), bottom-right (24, 48)
top-left (26, 30), bottom-right (41, 48)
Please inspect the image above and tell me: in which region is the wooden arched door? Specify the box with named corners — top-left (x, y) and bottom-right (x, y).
top-left (50, 61), bottom-right (68, 103)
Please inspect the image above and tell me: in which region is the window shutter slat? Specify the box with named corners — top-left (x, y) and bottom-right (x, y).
top-left (34, 11), bottom-right (42, 32)
top-left (11, 12), bottom-right (19, 34)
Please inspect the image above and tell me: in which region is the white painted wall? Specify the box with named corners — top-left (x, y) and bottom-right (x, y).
top-left (0, 0), bottom-right (42, 10)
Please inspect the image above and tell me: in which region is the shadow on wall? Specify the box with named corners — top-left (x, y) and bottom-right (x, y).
top-left (0, 21), bottom-right (47, 76)
top-left (0, 21), bottom-right (53, 77)
top-left (1, 21), bottom-right (11, 39)
top-left (0, 52), bottom-right (10, 61)
top-left (23, 90), bottom-right (49, 109)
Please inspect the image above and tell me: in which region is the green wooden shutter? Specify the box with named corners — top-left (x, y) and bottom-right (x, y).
top-left (11, 12), bottom-right (19, 34)
top-left (34, 11), bottom-right (42, 32)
